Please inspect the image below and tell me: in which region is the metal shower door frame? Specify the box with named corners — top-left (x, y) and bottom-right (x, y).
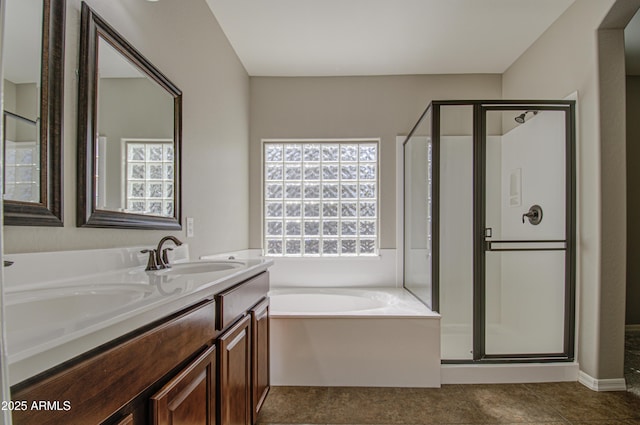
top-left (403, 99), bottom-right (576, 363)
top-left (473, 101), bottom-right (576, 362)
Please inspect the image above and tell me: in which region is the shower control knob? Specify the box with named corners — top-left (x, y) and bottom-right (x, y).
top-left (522, 204), bottom-right (543, 225)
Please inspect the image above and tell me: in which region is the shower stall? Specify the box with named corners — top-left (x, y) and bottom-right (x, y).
top-left (403, 100), bottom-right (576, 362)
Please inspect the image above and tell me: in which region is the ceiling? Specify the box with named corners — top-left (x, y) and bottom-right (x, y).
top-left (205, 0), bottom-right (575, 77)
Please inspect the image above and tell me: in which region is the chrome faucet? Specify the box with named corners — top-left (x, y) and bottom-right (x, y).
top-left (156, 236), bottom-right (183, 269)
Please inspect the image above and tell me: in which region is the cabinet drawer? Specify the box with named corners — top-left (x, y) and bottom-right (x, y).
top-left (215, 272), bottom-right (268, 331)
top-left (11, 300), bottom-right (216, 425)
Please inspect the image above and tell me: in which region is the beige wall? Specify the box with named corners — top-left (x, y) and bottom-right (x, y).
top-left (627, 76), bottom-right (640, 325)
top-left (249, 75), bottom-right (502, 249)
top-left (3, 80), bottom-right (38, 122)
top-left (14, 82), bottom-right (38, 122)
top-left (503, 0), bottom-right (626, 380)
top-left (3, 0), bottom-right (251, 260)
top-left (3, 80), bottom-right (38, 141)
top-left (3, 80), bottom-right (16, 141)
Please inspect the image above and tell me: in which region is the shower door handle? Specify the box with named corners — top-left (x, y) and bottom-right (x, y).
top-left (484, 239), bottom-right (566, 252)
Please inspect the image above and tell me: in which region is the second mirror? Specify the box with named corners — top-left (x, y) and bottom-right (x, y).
top-left (77, 1), bottom-right (182, 229)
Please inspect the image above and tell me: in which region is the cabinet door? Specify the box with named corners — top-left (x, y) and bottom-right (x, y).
top-left (151, 345), bottom-right (216, 425)
top-left (251, 298), bottom-right (270, 422)
top-left (219, 315), bottom-right (251, 425)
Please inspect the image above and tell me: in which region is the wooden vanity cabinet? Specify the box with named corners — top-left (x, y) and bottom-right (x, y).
top-left (11, 300), bottom-right (217, 425)
top-left (215, 271), bottom-right (270, 425)
top-left (113, 414), bottom-right (134, 425)
top-left (10, 271), bottom-right (270, 425)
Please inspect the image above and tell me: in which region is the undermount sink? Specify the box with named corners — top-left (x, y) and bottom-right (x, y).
top-left (158, 260), bottom-right (244, 276)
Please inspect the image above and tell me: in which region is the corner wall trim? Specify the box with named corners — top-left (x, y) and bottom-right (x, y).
top-left (578, 371), bottom-right (627, 391)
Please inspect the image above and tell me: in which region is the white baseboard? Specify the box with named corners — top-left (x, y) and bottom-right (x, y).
top-left (441, 362), bottom-right (579, 384)
top-left (626, 324), bottom-right (640, 332)
top-left (578, 370), bottom-right (627, 391)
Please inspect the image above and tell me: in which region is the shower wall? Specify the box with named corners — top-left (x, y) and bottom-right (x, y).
top-left (499, 112), bottom-right (566, 242)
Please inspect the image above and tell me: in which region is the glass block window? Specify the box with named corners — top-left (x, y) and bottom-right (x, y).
top-left (3, 141), bottom-right (39, 203)
top-left (125, 140), bottom-right (174, 217)
top-left (264, 141), bottom-right (378, 256)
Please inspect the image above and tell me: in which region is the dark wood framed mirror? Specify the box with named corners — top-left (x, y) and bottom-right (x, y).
top-left (2, 0), bottom-right (64, 226)
top-left (77, 2), bottom-right (182, 230)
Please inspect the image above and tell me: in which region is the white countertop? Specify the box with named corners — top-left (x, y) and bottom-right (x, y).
top-left (3, 246), bottom-right (272, 385)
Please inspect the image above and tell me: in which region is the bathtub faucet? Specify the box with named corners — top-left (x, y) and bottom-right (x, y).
top-left (156, 236), bottom-right (183, 269)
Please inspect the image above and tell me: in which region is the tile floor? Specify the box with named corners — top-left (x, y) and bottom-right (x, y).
top-left (257, 330), bottom-right (640, 425)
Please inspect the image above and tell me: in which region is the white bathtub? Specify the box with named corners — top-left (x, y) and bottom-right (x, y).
top-left (269, 287), bottom-right (441, 387)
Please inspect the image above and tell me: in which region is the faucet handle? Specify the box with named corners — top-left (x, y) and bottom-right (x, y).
top-left (160, 247), bottom-right (174, 269)
top-left (141, 249), bottom-right (159, 271)
top-left (522, 204), bottom-right (543, 225)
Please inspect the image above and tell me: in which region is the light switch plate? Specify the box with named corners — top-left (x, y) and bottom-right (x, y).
top-left (186, 217), bottom-right (194, 238)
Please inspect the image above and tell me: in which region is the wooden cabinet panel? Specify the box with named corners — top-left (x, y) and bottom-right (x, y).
top-left (216, 272), bottom-right (268, 330)
top-left (218, 315), bottom-right (251, 425)
top-left (151, 345), bottom-right (216, 425)
top-left (113, 414), bottom-right (134, 425)
top-left (11, 300), bottom-right (216, 425)
top-left (251, 298), bottom-right (270, 423)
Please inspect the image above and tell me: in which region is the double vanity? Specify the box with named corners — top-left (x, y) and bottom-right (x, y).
top-left (3, 1), bottom-right (271, 423)
top-left (4, 245), bottom-right (272, 425)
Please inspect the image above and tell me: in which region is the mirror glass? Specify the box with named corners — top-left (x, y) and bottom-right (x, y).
top-left (96, 37), bottom-right (176, 218)
top-left (2, 0), bottom-right (64, 226)
top-left (3, 112), bottom-right (39, 203)
top-left (3, 0), bottom-right (42, 203)
top-left (77, 2), bottom-right (181, 229)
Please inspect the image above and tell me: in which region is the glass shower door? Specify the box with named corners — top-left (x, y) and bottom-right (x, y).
top-left (482, 107), bottom-right (573, 357)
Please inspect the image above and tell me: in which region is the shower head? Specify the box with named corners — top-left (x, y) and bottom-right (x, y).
top-left (514, 110), bottom-right (538, 124)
